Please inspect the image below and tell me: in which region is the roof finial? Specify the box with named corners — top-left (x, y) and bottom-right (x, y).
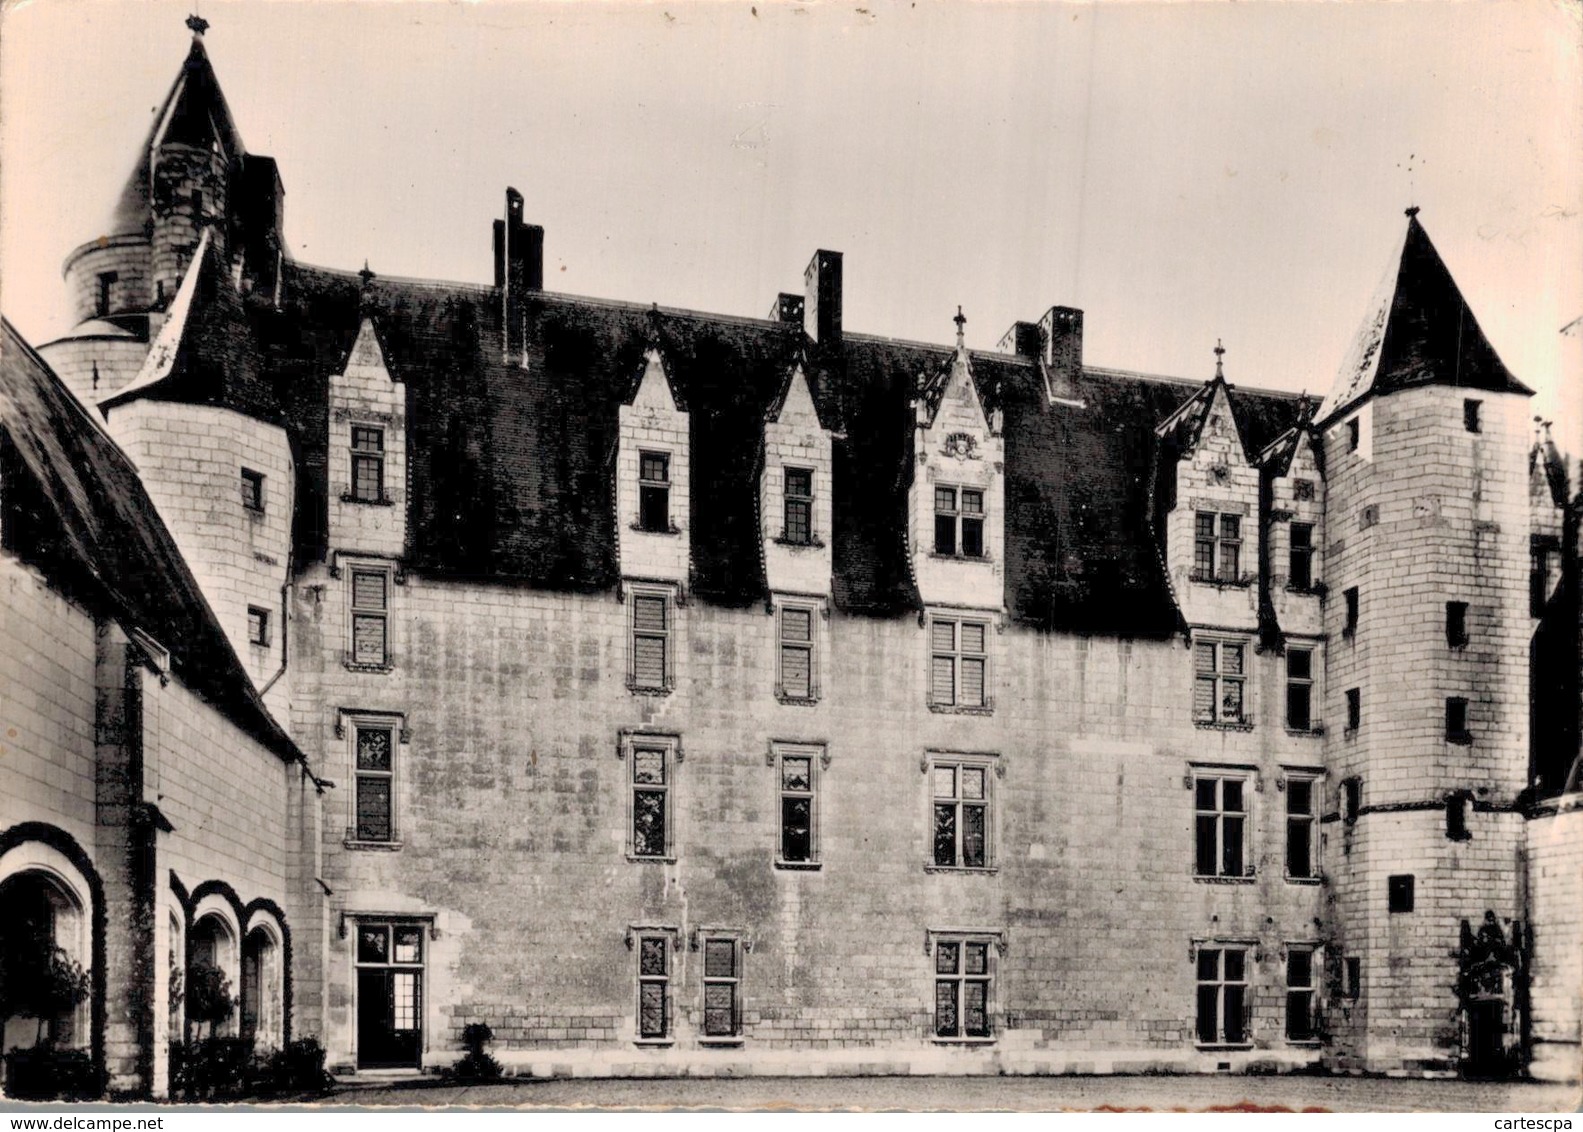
top-left (1213, 339), bottom-right (1226, 380)
top-left (358, 260), bottom-right (376, 287)
top-left (186, 12), bottom-right (209, 36)
top-left (953, 305), bottom-right (966, 349)
top-left (1398, 153), bottom-right (1420, 217)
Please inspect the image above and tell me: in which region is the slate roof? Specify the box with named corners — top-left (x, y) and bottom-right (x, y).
top-left (1320, 213), bottom-right (1532, 423)
top-left (0, 317), bottom-right (301, 764)
top-left (230, 264), bottom-right (1304, 635)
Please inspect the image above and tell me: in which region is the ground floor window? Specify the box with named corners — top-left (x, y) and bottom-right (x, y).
top-left (636, 933), bottom-right (672, 1040)
top-left (700, 935), bottom-right (742, 1039)
top-left (1196, 945), bottom-right (1249, 1046)
top-left (0, 870), bottom-right (89, 1053)
top-left (932, 936), bottom-right (995, 1039)
top-left (1286, 945), bottom-right (1319, 1041)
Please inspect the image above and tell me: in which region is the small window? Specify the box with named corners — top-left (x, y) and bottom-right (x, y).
top-left (1343, 587), bottom-right (1359, 637)
top-left (1388, 874), bottom-right (1415, 914)
top-left (1342, 777), bottom-right (1361, 825)
top-left (1345, 688), bottom-right (1361, 733)
top-left (247, 605), bottom-right (270, 647)
top-left (933, 937), bottom-right (993, 1039)
top-left (350, 426), bottom-right (386, 503)
top-left (934, 486), bottom-right (989, 559)
top-left (1446, 601), bottom-right (1469, 648)
top-left (1286, 946), bottom-right (1318, 1042)
top-left (630, 744), bottom-right (674, 860)
top-left (636, 934), bottom-right (671, 1040)
top-left (1359, 504), bottom-right (1379, 530)
top-left (629, 591), bottom-right (673, 692)
top-left (240, 468), bottom-right (265, 513)
top-left (1289, 523), bottom-right (1314, 590)
top-left (350, 569), bottom-right (390, 668)
top-left (1464, 399), bottom-right (1482, 434)
top-left (782, 467), bottom-right (813, 545)
top-left (96, 271), bottom-right (118, 318)
top-left (1285, 774), bottom-right (1318, 880)
top-left (776, 746), bottom-right (820, 866)
top-left (1194, 774), bottom-right (1249, 878)
top-left (929, 617), bottom-right (989, 709)
top-left (1346, 418), bottom-right (1360, 452)
top-left (1446, 696), bottom-right (1471, 744)
top-left (777, 604), bottom-right (816, 701)
top-left (353, 724), bottom-right (396, 843)
top-left (1343, 956), bottom-right (1362, 1001)
top-left (1286, 648), bottom-right (1314, 732)
top-left (701, 936), bottom-right (742, 1039)
top-left (1193, 640), bottom-right (1246, 725)
top-left (1194, 512), bottom-right (1242, 582)
top-left (931, 756), bottom-right (994, 869)
top-left (1195, 946), bottom-right (1249, 1046)
top-left (1446, 791), bottom-right (1471, 841)
top-left (638, 451), bottom-right (671, 533)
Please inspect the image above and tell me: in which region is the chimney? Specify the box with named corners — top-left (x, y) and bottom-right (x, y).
top-left (1039, 305), bottom-right (1084, 401)
top-left (769, 292), bottom-right (805, 324)
top-left (998, 320), bottom-right (1043, 359)
top-left (803, 250), bottom-right (842, 347)
top-left (493, 187), bottom-right (544, 359)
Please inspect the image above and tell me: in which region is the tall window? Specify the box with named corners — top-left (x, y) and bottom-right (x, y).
top-left (1283, 647), bottom-right (1315, 731)
top-left (636, 934), bottom-right (671, 1040)
top-left (776, 745), bottom-right (819, 866)
top-left (1343, 587), bottom-right (1359, 636)
top-left (782, 467), bottom-right (813, 545)
top-left (350, 569), bottom-right (390, 668)
top-left (1285, 947), bottom-right (1318, 1041)
top-left (630, 744), bottom-right (673, 860)
top-left (1194, 512), bottom-right (1241, 581)
top-left (1464, 399), bottom-right (1482, 434)
top-left (929, 617), bottom-right (988, 709)
top-left (96, 272), bottom-right (118, 318)
top-left (1446, 601), bottom-right (1469, 648)
top-left (350, 426), bottom-right (386, 503)
top-left (700, 936), bottom-right (743, 1039)
top-left (1194, 773), bottom-right (1248, 878)
top-left (1196, 946), bottom-right (1249, 1046)
top-left (1288, 523), bottom-right (1314, 590)
top-left (240, 468), bottom-right (265, 513)
top-left (1345, 688), bottom-right (1361, 733)
top-left (1194, 640), bottom-right (1246, 725)
top-left (932, 756), bottom-right (992, 869)
top-left (1346, 418), bottom-right (1360, 452)
top-left (1285, 775), bottom-right (1317, 880)
top-left (638, 451), bottom-right (671, 532)
top-left (934, 486), bottom-right (985, 558)
top-left (353, 724), bottom-right (396, 843)
top-left (777, 605), bottom-right (815, 701)
top-left (1343, 957), bottom-right (1362, 1001)
top-left (1446, 697), bottom-right (1471, 743)
top-left (933, 938), bottom-right (993, 1039)
top-left (630, 591), bottom-right (672, 692)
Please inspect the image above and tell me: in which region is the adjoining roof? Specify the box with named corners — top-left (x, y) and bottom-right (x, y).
top-left (1320, 212), bottom-right (1532, 423)
top-left (0, 317), bottom-right (302, 765)
top-left (104, 35), bottom-right (245, 240)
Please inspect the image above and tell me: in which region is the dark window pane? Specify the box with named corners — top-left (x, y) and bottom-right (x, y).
top-left (1222, 680), bottom-right (1244, 721)
top-left (633, 790), bottom-right (666, 856)
top-left (1195, 779), bottom-right (1217, 810)
top-left (1287, 683), bottom-right (1311, 731)
top-left (1287, 991), bottom-right (1314, 1040)
top-left (964, 943), bottom-right (988, 975)
top-left (352, 454), bottom-right (383, 501)
top-left (1287, 648), bottom-right (1311, 681)
top-left (639, 485), bottom-right (669, 531)
top-left (1196, 985), bottom-right (1219, 1044)
top-left (935, 981), bottom-right (958, 1037)
top-left (1196, 815), bottom-right (1217, 876)
top-left (935, 942), bottom-right (960, 975)
top-left (1221, 543), bottom-right (1240, 579)
top-left (935, 487), bottom-right (957, 513)
top-left (1288, 780), bottom-right (1312, 814)
top-left (639, 982), bottom-right (666, 1038)
top-left (934, 513), bottom-right (956, 556)
top-left (703, 984), bottom-right (736, 1036)
top-left (1197, 949), bottom-right (1219, 982)
top-left (355, 777), bottom-right (392, 841)
top-left (961, 489), bottom-right (983, 515)
top-left (1195, 512), bottom-right (1215, 538)
top-left (1223, 950), bottom-right (1245, 982)
top-left (1222, 816), bottom-right (1245, 876)
top-left (639, 938), bottom-right (667, 977)
top-left (1287, 820), bottom-right (1313, 879)
top-left (357, 927), bottom-right (388, 964)
top-left (964, 980), bottom-right (989, 1037)
top-left (1222, 780), bottom-right (1244, 812)
top-left (1195, 540), bottom-right (1215, 576)
top-left (704, 940), bottom-right (736, 978)
top-left (962, 804), bottom-right (986, 868)
top-left (1223, 985), bottom-right (1247, 1043)
top-left (934, 803), bottom-right (958, 866)
top-left (356, 728), bottom-right (392, 771)
top-left (785, 467), bottom-right (812, 497)
top-left (640, 453), bottom-right (669, 483)
top-left (784, 497), bottom-right (811, 544)
top-left (781, 796), bottom-right (811, 862)
top-left (961, 517), bottom-right (984, 558)
top-left (1221, 515), bottom-right (1240, 540)
top-left (1288, 949), bottom-right (1312, 987)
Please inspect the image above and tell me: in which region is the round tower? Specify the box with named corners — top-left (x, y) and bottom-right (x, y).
top-left (1319, 210), bottom-right (1535, 1076)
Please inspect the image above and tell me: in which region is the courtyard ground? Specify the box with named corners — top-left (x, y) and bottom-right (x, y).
top-left (319, 1074), bottom-right (1580, 1113)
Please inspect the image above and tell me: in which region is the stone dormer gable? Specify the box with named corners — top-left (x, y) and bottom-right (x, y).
top-left (328, 306), bottom-right (407, 557)
top-left (617, 340), bottom-right (690, 586)
top-left (1261, 402), bottom-right (1327, 639)
top-left (917, 329), bottom-right (1001, 439)
top-left (761, 356), bottom-right (834, 598)
top-left (1530, 427), bottom-right (1568, 544)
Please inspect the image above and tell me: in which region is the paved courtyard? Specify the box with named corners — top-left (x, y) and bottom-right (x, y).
top-left (320, 1074), bottom-right (1580, 1113)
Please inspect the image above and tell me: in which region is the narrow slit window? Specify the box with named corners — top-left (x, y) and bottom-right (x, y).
top-left (637, 935), bottom-right (670, 1039)
top-left (1286, 647), bottom-right (1314, 731)
top-left (96, 272), bottom-right (118, 318)
top-left (1289, 523), bottom-right (1314, 590)
top-left (1446, 696), bottom-right (1471, 743)
top-left (353, 725), bottom-right (395, 843)
top-left (1343, 587), bottom-right (1359, 636)
top-left (631, 746), bottom-right (671, 859)
top-left (247, 605), bottom-right (270, 647)
top-left (1285, 775), bottom-right (1317, 880)
top-left (1345, 688), bottom-right (1361, 733)
top-left (1388, 874), bottom-right (1415, 914)
top-left (1446, 601), bottom-right (1469, 648)
top-left (1286, 947), bottom-right (1318, 1041)
top-left (777, 750), bottom-right (817, 865)
top-left (783, 467), bottom-right (813, 545)
top-left (631, 593), bottom-right (671, 692)
top-left (240, 468), bottom-right (265, 513)
top-left (934, 487), bottom-right (958, 556)
top-left (1464, 399), bottom-right (1482, 434)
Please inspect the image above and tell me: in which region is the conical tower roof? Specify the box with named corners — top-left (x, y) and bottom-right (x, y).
top-left (1319, 211), bottom-right (1531, 423)
top-left (102, 32), bottom-right (245, 239)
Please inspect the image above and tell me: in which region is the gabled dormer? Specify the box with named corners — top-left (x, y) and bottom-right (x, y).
top-left (328, 270), bottom-right (406, 560)
top-left (761, 353), bottom-right (834, 598)
top-left (1157, 346), bottom-right (1260, 632)
top-left (910, 310), bottom-right (1004, 612)
top-left (1261, 397), bottom-right (1327, 639)
top-left (616, 336), bottom-right (690, 587)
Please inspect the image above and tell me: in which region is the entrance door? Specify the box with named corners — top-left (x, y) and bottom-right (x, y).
top-left (355, 922), bottom-right (424, 1069)
top-left (1465, 999), bottom-right (1506, 1079)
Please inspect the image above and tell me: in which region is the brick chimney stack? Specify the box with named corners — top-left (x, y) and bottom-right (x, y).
top-left (1040, 306), bottom-right (1084, 401)
top-left (493, 187), bottom-right (544, 360)
top-left (803, 250), bottom-right (843, 348)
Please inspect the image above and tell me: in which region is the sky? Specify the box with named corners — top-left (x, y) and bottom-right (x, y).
top-left (2, 0), bottom-right (1580, 442)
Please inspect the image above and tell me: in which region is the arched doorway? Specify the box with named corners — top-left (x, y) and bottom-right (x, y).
top-left (240, 921), bottom-right (283, 1052)
top-left (0, 869), bottom-right (89, 1054)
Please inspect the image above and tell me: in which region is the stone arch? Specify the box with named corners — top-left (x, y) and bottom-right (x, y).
top-left (240, 907), bottom-right (285, 1051)
top-left (186, 892), bottom-right (242, 1039)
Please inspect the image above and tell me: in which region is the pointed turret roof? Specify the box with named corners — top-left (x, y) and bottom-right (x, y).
top-left (1319, 210), bottom-right (1532, 423)
top-left (103, 31), bottom-right (245, 239)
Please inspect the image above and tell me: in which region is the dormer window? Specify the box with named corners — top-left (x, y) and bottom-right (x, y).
top-left (638, 452), bottom-right (671, 533)
top-left (350, 426), bottom-right (386, 503)
top-left (1194, 512), bottom-right (1241, 581)
top-left (1288, 523), bottom-right (1314, 590)
top-left (934, 487), bottom-right (985, 558)
top-left (783, 467), bottom-right (813, 545)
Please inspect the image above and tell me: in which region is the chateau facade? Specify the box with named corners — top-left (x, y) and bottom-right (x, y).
top-left (3, 26), bottom-right (1580, 1096)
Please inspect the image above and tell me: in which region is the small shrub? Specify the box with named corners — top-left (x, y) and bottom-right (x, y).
top-left (446, 1022), bottom-right (502, 1081)
top-left (184, 961), bottom-right (235, 1041)
top-left (258, 1038), bottom-right (335, 1096)
top-left (3, 1047), bottom-right (103, 1101)
top-left (169, 1037), bottom-right (252, 1101)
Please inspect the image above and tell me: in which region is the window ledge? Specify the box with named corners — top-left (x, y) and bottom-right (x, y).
top-left (928, 553), bottom-right (993, 564)
top-left (1195, 1043), bottom-right (1255, 1052)
top-left (1284, 584), bottom-right (1326, 597)
top-left (344, 839), bottom-right (403, 852)
top-left (928, 703), bottom-right (994, 717)
top-left (1286, 1040), bottom-right (1324, 1048)
top-left (1195, 720), bottom-right (1254, 733)
top-left (1343, 726), bottom-right (1358, 739)
top-left (626, 854), bottom-right (678, 864)
top-left (774, 859), bottom-right (823, 871)
top-left (931, 1037), bottom-right (997, 1046)
top-left (773, 536), bottom-right (825, 549)
top-left (1446, 733), bottom-right (1474, 746)
top-left (244, 506), bottom-right (266, 518)
top-left (1283, 874), bottom-right (1324, 886)
top-left (925, 865), bottom-right (999, 875)
top-left (1189, 573), bottom-right (1253, 590)
top-left (696, 1038), bottom-right (745, 1048)
top-left (632, 1039), bottom-right (675, 1048)
top-left (340, 494), bottom-right (396, 507)
top-left (630, 524), bottom-right (683, 536)
top-left (1193, 874), bottom-right (1256, 885)
top-left (344, 660), bottom-right (394, 674)
top-left (775, 694), bottom-right (820, 707)
top-left (627, 684), bottom-right (674, 697)
top-left (1285, 726), bottom-right (1325, 738)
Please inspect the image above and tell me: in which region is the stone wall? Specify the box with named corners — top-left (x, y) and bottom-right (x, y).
top-left (1527, 803), bottom-right (1583, 1084)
